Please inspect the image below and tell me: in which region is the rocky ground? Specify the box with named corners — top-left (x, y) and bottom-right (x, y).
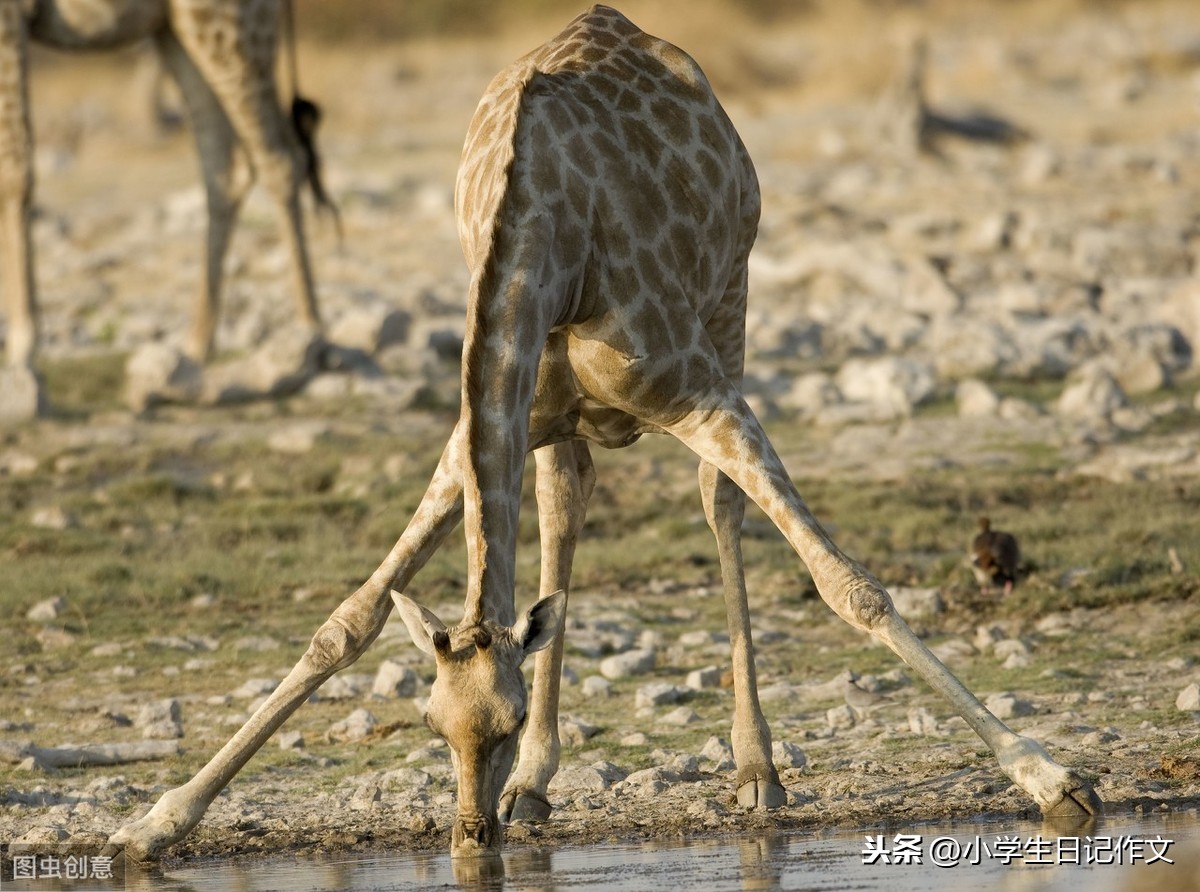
top-left (2, 0), bottom-right (1200, 877)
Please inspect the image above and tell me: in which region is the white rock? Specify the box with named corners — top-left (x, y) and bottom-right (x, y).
top-left (267, 421), bottom-right (333, 455)
top-left (956, 378), bottom-right (1001, 418)
top-left (1157, 281), bottom-right (1200, 367)
top-left (890, 586), bottom-right (944, 619)
top-left (658, 707), bottom-right (700, 726)
top-left (0, 366), bottom-right (42, 425)
top-left (549, 765), bottom-right (611, 795)
top-left (232, 636), bottom-right (280, 652)
top-left (203, 327), bottom-right (324, 404)
top-left (136, 699), bottom-right (183, 739)
top-left (930, 638), bottom-right (977, 664)
top-left (636, 682), bottom-right (687, 709)
top-left (678, 630), bottom-right (718, 648)
top-left (994, 639), bottom-right (1031, 660)
top-left (329, 708), bottom-right (377, 742)
top-left (826, 704), bottom-right (857, 730)
top-left (405, 740), bottom-right (449, 763)
top-left (124, 343), bottom-right (202, 410)
top-left (772, 740), bottom-right (807, 769)
top-left (686, 665), bottom-right (722, 689)
top-left (835, 357), bottom-right (936, 417)
top-left (329, 305), bottom-right (412, 354)
top-left (623, 767), bottom-right (670, 797)
top-left (925, 317), bottom-right (1018, 379)
top-left (973, 625), bottom-right (1005, 652)
top-left (1176, 683), bottom-right (1200, 712)
top-left (1002, 651), bottom-right (1032, 669)
top-left (581, 675), bottom-right (613, 699)
top-left (758, 682), bottom-right (800, 702)
top-left (232, 678), bottom-right (278, 699)
top-left (700, 736), bottom-right (735, 769)
top-left (0, 449), bottom-right (38, 475)
top-left (1113, 352), bottom-right (1167, 395)
top-left (350, 783), bottom-right (382, 810)
top-left (559, 714), bottom-right (600, 746)
top-left (908, 707), bottom-right (940, 736)
top-left (777, 372), bottom-right (842, 417)
top-left (316, 673), bottom-right (373, 700)
top-left (1056, 362), bottom-right (1127, 419)
top-left (26, 596), bottom-right (65, 622)
top-left (381, 767), bottom-right (431, 789)
top-left (373, 660), bottom-right (418, 699)
top-left (985, 692), bottom-right (1034, 719)
top-left (599, 648), bottom-right (656, 680)
top-left (277, 730), bottom-right (305, 750)
top-left (31, 507), bottom-right (77, 531)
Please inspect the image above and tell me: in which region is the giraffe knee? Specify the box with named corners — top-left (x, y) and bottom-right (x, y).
top-left (305, 619), bottom-right (362, 675)
top-left (838, 578), bottom-right (895, 632)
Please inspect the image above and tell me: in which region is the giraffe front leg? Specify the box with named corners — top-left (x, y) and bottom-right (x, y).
top-left (0, 4), bottom-right (38, 373)
top-left (698, 461), bottom-right (786, 810)
top-left (107, 579), bottom-right (395, 861)
top-left (107, 429), bottom-right (468, 860)
top-left (500, 440), bottom-right (595, 823)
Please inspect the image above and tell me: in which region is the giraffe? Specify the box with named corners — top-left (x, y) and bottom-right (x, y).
top-left (0, 0), bottom-right (326, 379)
top-left (107, 4), bottom-right (1101, 863)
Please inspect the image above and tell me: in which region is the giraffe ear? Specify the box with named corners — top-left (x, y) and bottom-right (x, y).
top-left (392, 592), bottom-right (449, 657)
top-left (512, 591), bottom-right (567, 657)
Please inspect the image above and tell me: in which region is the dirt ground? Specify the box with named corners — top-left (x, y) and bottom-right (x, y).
top-left (3, 0), bottom-right (1200, 878)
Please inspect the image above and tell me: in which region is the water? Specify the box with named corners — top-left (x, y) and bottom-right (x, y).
top-left (135, 814), bottom-right (1200, 891)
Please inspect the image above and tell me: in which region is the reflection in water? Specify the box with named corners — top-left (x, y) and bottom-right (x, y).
top-left (450, 851), bottom-right (506, 889)
top-left (738, 834), bottom-right (785, 891)
top-left (150, 814), bottom-right (1198, 892)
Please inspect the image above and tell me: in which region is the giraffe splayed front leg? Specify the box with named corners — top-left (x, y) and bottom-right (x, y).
top-left (662, 388), bottom-right (1102, 820)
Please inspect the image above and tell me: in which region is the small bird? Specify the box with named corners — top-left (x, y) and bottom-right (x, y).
top-left (970, 516), bottom-right (1020, 596)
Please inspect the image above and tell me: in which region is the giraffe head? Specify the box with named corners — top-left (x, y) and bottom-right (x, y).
top-left (392, 590), bottom-right (566, 856)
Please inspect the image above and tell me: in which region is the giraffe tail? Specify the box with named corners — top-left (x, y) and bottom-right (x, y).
top-left (281, 0), bottom-right (342, 242)
top-left (290, 95), bottom-right (343, 241)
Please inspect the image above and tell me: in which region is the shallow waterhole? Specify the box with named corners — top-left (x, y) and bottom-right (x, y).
top-left (144, 813), bottom-right (1198, 891)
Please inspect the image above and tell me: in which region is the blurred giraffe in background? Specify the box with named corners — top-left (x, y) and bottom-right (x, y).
top-left (0, 0), bottom-right (332, 382)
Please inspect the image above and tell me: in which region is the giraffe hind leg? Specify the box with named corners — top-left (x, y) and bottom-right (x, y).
top-left (698, 460), bottom-right (786, 809)
top-left (155, 30), bottom-right (248, 362)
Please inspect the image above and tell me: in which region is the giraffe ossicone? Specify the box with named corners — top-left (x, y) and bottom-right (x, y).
top-left (106, 4), bottom-right (1100, 864)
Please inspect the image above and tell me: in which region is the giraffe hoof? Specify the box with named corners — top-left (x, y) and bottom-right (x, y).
top-left (499, 789), bottom-right (552, 823)
top-left (735, 764), bottom-right (787, 810)
top-left (1042, 773), bottom-right (1104, 820)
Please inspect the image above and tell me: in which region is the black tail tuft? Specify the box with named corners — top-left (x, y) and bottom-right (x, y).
top-left (291, 95), bottom-right (342, 240)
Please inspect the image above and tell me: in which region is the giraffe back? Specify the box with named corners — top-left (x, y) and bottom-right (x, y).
top-left (454, 4), bottom-right (760, 332)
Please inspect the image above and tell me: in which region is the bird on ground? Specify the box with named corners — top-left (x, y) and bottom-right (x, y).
top-left (970, 516), bottom-right (1020, 596)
